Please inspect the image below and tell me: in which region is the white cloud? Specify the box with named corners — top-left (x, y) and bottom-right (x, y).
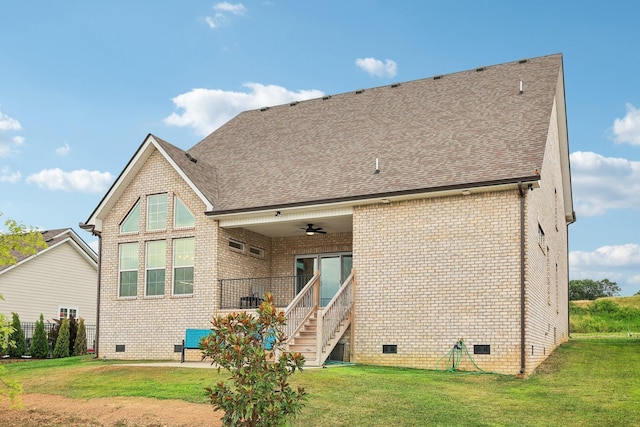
top-left (612, 103), bottom-right (640, 145)
top-left (165, 83), bottom-right (324, 136)
top-left (570, 244), bottom-right (640, 268)
top-left (0, 166), bottom-right (21, 183)
top-left (206, 2), bottom-right (246, 29)
top-left (56, 142), bottom-right (71, 156)
top-left (26, 168), bottom-right (113, 193)
top-left (214, 2), bottom-right (246, 14)
top-left (570, 244), bottom-right (640, 295)
top-left (0, 110), bottom-right (24, 158)
top-left (0, 111), bottom-right (21, 131)
top-left (569, 151), bottom-right (640, 216)
top-left (355, 57), bottom-right (398, 78)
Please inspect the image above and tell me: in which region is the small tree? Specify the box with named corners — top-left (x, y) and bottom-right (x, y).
top-left (53, 318), bottom-right (70, 358)
top-left (30, 314), bottom-right (49, 358)
top-left (68, 316), bottom-right (78, 356)
top-left (201, 292), bottom-right (306, 427)
top-left (74, 318), bottom-right (88, 356)
top-left (8, 313), bottom-right (26, 358)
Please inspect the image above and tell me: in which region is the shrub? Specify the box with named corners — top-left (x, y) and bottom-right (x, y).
top-left (30, 314), bottom-right (49, 358)
top-left (74, 318), bottom-right (87, 356)
top-left (53, 318), bottom-right (70, 358)
top-left (8, 313), bottom-right (26, 358)
top-left (201, 292), bottom-right (306, 427)
top-left (68, 316), bottom-right (78, 356)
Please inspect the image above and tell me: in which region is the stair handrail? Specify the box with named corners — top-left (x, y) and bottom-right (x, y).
top-left (283, 272), bottom-right (320, 344)
top-left (318, 270), bottom-right (354, 362)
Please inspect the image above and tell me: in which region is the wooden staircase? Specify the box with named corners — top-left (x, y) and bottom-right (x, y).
top-left (287, 311), bottom-right (320, 365)
top-left (284, 271), bottom-right (355, 367)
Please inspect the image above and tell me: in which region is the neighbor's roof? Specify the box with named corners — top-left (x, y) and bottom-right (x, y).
top-left (187, 53), bottom-right (566, 213)
top-left (0, 228), bottom-right (97, 274)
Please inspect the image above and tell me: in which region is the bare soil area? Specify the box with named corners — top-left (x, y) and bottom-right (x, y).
top-left (0, 393), bottom-right (222, 427)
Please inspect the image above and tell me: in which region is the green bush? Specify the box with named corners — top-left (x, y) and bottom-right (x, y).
top-left (201, 292), bottom-right (306, 427)
top-left (53, 318), bottom-right (70, 358)
top-left (571, 298), bottom-right (640, 333)
top-left (8, 312), bottom-right (26, 358)
top-left (30, 314), bottom-right (49, 358)
top-left (68, 316), bottom-right (78, 356)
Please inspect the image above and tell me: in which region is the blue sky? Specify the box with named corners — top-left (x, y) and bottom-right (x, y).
top-left (1, 1), bottom-right (639, 295)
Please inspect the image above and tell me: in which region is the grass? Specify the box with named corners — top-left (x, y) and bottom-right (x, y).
top-left (3, 336), bottom-right (640, 426)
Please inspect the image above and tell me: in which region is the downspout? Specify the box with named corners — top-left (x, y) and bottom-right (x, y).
top-left (94, 232), bottom-right (102, 359)
top-left (517, 182), bottom-right (526, 374)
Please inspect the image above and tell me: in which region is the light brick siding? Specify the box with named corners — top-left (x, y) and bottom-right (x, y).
top-left (521, 98), bottom-right (570, 373)
top-left (98, 119), bottom-right (569, 373)
top-left (352, 192), bottom-right (524, 374)
top-left (99, 150), bottom-right (217, 360)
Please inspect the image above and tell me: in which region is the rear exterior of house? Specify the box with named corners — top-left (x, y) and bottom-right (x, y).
top-left (83, 53), bottom-right (574, 375)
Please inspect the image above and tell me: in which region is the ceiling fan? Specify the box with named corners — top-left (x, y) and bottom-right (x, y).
top-left (302, 224), bottom-right (326, 235)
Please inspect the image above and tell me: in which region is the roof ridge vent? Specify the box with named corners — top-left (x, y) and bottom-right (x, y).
top-left (260, 106), bottom-right (269, 112)
top-left (476, 66), bottom-right (486, 72)
top-left (355, 89), bottom-right (365, 94)
top-left (289, 101), bottom-right (299, 106)
top-left (390, 82), bottom-right (401, 88)
top-left (322, 95), bottom-right (332, 100)
top-left (433, 75), bottom-right (443, 80)
top-left (519, 58), bottom-right (528, 64)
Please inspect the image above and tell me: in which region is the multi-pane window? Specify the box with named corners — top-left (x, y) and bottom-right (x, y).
top-left (119, 242), bottom-right (139, 297)
top-left (146, 240), bottom-right (166, 296)
top-left (59, 307), bottom-right (78, 319)
top-left (147, 194), bottom-right (168, 231)
top-left (173, 237), bottom-right (194, 295)
top-left (174, 196), bottom-right (195, 228)
top-left (120, 200), bottom-right (140, 233)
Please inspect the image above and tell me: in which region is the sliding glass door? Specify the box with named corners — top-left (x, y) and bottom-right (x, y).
top-left (295, 253), bottom-right (352, 306)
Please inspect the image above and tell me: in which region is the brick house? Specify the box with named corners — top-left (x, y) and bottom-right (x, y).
top-left (82, 53), bottom-right (574, 375)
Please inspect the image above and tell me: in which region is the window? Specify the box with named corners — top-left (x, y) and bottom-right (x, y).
top-left (174, 196), bottom-right (195, 228)
top-left (120, 200), bottom-right (140, 233)
top-left (146, 240), bottom-right (166, 296)
top-left (249, 245), bottom-right (265, 258)
top-left (147, 194), bottom-right (168, 231)
top-left (228, 238), bottom-right (245, 253)
top-left (59, 307), bottom-right (78, 319)
top-left (119, 243), bottom-right (138, 297)
top-left (173, 238), bottom-right (194, 295)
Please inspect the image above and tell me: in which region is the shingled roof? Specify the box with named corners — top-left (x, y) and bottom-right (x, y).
top-left (184, 53), bottom-right (565, 214)
top-left (0, 228), bottom-right (97, 273)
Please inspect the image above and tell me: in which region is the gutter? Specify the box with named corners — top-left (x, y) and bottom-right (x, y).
top-left (518, 182), bottom-right (526, 375)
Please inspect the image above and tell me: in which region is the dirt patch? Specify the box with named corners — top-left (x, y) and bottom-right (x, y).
top-left (0, 393), bottom-right (222, 427)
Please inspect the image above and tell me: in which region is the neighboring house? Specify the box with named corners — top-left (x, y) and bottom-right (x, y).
top-left (0, 228), bottom-right (98, 326)
top-left (82, 53), bottom-right (574, 375)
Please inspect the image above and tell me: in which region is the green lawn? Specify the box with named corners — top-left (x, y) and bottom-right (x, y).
top-left (3, 337), bottom-right (639, 426)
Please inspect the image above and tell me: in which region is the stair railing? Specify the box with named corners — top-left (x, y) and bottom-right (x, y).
top-left (317, 270), bottom-right (354, 363)
top-left (283, 272), bottom-right (320, 344)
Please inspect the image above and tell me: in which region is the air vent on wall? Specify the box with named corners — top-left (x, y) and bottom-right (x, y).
top-left (382, 344), bottom-right (397, 354)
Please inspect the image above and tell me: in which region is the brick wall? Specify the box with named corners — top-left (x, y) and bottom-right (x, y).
top-left (522, 98), bottom-right (570, 373)
top-left (99, 150), bottom-right (217, 360)
top-left (352, 191), bottom-right (524, 374)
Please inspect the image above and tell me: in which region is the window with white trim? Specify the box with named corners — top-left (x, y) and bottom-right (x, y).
top-left (146, 240), bottom-right (166, 296)
top-left (173, 237), bottom-right (194, 295)
top-left (120, 199), bottom-right (140, 233)
top-left (174, 196), bottom-right (195, 228)
top-left (119, 242), bottom-right (138, 297)
top-left (228, 238), bottom-right (245, 253)
top-left (147, 194), bottom-right (168, 231)
top-left (59, 307), bottom-right (78, 320)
